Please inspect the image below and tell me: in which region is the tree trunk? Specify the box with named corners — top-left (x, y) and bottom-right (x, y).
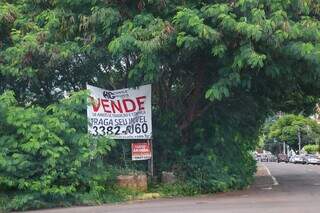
top-left (179, 58), bottom-right (206, 143)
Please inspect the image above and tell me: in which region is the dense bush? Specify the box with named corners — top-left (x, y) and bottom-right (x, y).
top-left (303, 144), bottom-right (320, 154)
top-left (0, 91), bottom-right (116, 211)
top-left (182, 153), bottom-right (255, 193)
top-left (153, 151), bottom-right (256, 197)
top-left (150, 97), bottom-right (259, 194)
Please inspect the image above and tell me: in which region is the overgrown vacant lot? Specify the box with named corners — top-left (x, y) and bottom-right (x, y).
top-left (1, 0), bottom-right (320, 211)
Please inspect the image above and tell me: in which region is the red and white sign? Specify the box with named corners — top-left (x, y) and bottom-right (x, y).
top-left (87, 84), bottom-right (152, 139)
top-left (132, 142), bottom-right (152, 161)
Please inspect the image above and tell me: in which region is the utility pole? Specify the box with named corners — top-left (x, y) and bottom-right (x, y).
top-left (283, 142), bottom-right (286, 154)
top-left (298, 129), bottom-right (301, 154)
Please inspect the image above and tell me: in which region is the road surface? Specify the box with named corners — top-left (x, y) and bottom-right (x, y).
top-left (24, 162), bottom-right (320, 213)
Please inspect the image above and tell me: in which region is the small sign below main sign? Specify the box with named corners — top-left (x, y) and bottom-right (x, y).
top-left (132, 142), bottom-right (152, 161)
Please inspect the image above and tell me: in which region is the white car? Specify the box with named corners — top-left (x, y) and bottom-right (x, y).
top-left (291, 155), bottom-right (307, 164)
top-left (305, 155), bottom-right (320, 165)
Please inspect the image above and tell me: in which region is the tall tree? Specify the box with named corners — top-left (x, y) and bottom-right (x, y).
top-left (267, 114), bottom-right (320, 151)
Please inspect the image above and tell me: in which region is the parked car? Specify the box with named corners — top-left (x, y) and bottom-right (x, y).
top-left (277, 154), bottom-right (289, 163)
top-left (260, 154), bottom-right (269, 162)
top-left (291, 155), bottom-right (307, 164)
top-left (268, 154), bottom-right (277, 162)
top-left (258, 154), bottom-right (277, 162)
top-left (305, 155), bottom-right (320, 165)
top-left (289, 156), bottom-right (294, 163)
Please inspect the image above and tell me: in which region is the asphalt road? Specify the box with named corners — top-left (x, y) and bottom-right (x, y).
top-left (25, 162), bottom-right (320, 213)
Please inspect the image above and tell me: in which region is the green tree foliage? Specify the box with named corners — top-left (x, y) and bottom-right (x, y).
top-left (0, 91), bottom-right (115, 210)
top-left (1, 0), bottom-right (320, 209)
top-left (267, 114), bottom-right (320, 150)
top-left (259, 115), bottom-right (281, 152)
top-left (1, 0), bottom-right (320, 109)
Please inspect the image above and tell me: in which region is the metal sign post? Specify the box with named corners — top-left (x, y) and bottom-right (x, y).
top-left (148, 139), bottom-right (154, 177)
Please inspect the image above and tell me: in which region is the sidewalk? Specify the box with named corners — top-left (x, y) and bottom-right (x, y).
top-left (251, 163), bottom-right (275, 190)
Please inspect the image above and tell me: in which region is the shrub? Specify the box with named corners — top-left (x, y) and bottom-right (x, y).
top-left (303, 144), bottom-right (320, 154)
top-left (0, 91), bottom-right (115, 211)
top-left (153, 149), bottom-right (256, 197)
top-left (177, 152), bottom-right (255, 194)
top-left (154, 182), bottom-right (199, 197)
